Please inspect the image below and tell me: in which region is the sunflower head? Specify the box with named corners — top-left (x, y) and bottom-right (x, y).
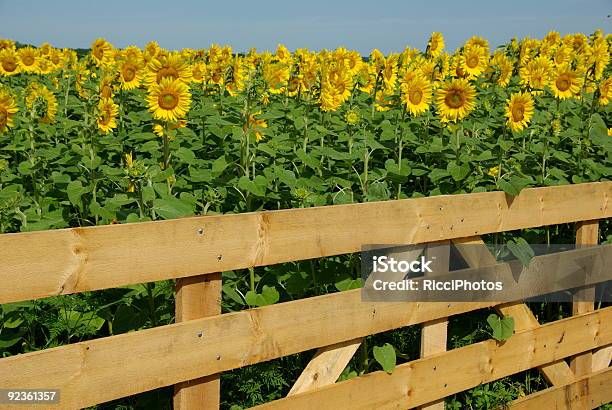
top-left (344, 109), bottom-right (360, 125)
top-left (0, 89), bottom-right (18, 133)
top-left (0, 48), bottom-right (20, 76)
top-left (505, 92), bottom-right (534, 132)
top-left (146, 78), bottom-right (192, 123)
top-left (145, 52), bottom-right (192, 86)
top-left (17, 46), bottom-right (40, 73)
top-left (401, 74), bottom-right (432, 116)
top-left (436, 78), bottom-right (476, 122)
top-left (550, 65), bottom-right (581, 99)
top-left (427, 32), bottom-right (445, 57)
top-left (599, 77), bottom-right (612, 106)
top-left (118, 57), bottom-right (143, 90)
top-left (91, 38), bottom-right (114, 67)
top-left (25, 84), bottom-right (58, 124)
top-left (461, 45), bottom-right (489, 79)
top-left (96, 98), bottom-right (119, 134)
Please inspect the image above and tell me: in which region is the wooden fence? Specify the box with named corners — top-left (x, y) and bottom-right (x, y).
top-left (0, 182), bottom-right (611, 409)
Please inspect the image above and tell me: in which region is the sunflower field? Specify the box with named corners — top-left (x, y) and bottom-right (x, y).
top-left (0, 31), bottom-right (611, 408)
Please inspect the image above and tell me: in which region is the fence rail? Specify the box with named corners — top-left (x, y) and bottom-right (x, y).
top-left (0, 181), bottom-right (611, 409)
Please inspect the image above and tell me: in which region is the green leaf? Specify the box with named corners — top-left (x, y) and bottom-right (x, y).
top-left (507, 237), bottom-right (535, 267)
top-left (447, 162), bottom-right (470, 181)
top-left (67, 180), bottom-right (88, 211)
top-left (152, 197), bottom-right (195, 219)
top-left (212, 155), bottom-right (228, 174)
top-left (335, 278), bottom-right (362, 291)
top-left (487, 314), bottom-right (515, 341)
top-left (373, 343), bottom-right (396, 374)
top-left (245, 285), bottom-right (280, 307)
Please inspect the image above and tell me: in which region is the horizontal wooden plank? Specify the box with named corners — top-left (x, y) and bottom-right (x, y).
top-left (0, 182), bottom-right (610, 304)
top-left (0, 289), bottom-right (496, 409)
top-left (252, 307), bottom-right (612, 410)
top-left (510, 367), bottom-right (612, 409)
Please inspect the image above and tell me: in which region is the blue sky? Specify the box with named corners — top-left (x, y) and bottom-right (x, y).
top-left (0, 0), bottom-right (610, 54)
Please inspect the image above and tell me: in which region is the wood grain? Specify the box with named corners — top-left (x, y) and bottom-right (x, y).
top-left (571, 220), bottom-right (599, 376)
top-left (0, 182), bottom-right (609, 304)
top-left (174, 273), bottom-right (222, 410)
top-left (251, 308), bottom-right (612, 410)
top-left (510, 367), bottom-right (612, 409)
top-left (0, 290), bottom-right (496, 409)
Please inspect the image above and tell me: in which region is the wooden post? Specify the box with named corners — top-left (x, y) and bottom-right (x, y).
top-left (571, 220), bottom-right (598, 377)
top-left (420, 241), bottom-right (450, 410)
top-left (174, 273), bottom-right (222, 410)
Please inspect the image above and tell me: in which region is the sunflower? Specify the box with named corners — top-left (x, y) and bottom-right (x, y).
top-left (320, 87), bottom-right (344, 112)
top-left (599, 78), bottom-right (612, 106)
top-left (90, 38), bottom-right (113, 67)
top-left (99, 76), bottom-right (115, 99)
top-left (0, 39), bottom-right (15, 51)
top-left (0, 89), bottom-right (18, 133)
top-left (427, 32), bottom-right (445, 57)
top-left (146, 78), bottom-right (191, 122)
top-left (587, 38), bottom-right (610, 80)
top-left (263, 62), bottom-right (290, 94)
top-left (244, 112), bottom-right (268, 142)
top-left (519, 56), bottom-right (552, 91)
top-left (465, 36), bottom-right (490, 53)
top-left (118, 58), bottom-right (143, 90)
top-left (550, 65), bottom-right (581, 99)
top-left (436, 78), bottom-right (476, 122)
top-left (25, 84), bottom-right (58, 124)
top-left (96, 98), bottom-right (119, 134)
top-left (496, 58), bottom-right (514, 87)
top-left (0, 48), bottom-right (20, 76)
top-left (145, 53), bottom-right (192, 86)
top-left (17, 46), bottom-right (40, 73)
top-left (191, 62), bottom-right (207, 84)
top-left (505, 92), bottom-right (534, 132)
top-left (461, 46), bottom-right (488, 78)
top-left (401, 75), bottom-right (432, 116)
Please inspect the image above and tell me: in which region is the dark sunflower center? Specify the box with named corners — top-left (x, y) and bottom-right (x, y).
top-left (2, 58), bottom-right (17, 72)
top-left (159, 91), bottom-right (179, 110)
top-left (445, 90), bottom-right (465, 109)
top-left (123, 66), bottom-right (137, 81)
top-left (511, 104), bottom-right (525, 122)
top-left (93, 46), bottom-right (105, 60)
top-left (0, 108), bottom-right (7, 125)
top-left (157, 67), bottom-right (179, 83)
top-left (409, 89), bottom-right (423, 105)
top-left (22, 54), bottom-right (34, 66)
top-left (467, 55), bottom-right (479, 69)
top-left (288, 78), bottom-right (299, 92)
top-left (556, 76), bottom-right (570, 91)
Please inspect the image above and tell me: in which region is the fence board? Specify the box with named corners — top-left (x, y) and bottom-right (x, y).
top-left (287, 338), bottom-right (362, 396)
top-left (173, 273), bottom-right (222, 410)
top-left (0, 182), bottom-right (610, 304)
top-left (571, 220), bottom-right (599, 376)
top-left (252, 308), bottom-right (612, 410)
top-left (510, 367), bottom-right (612, 409)
top-left (0, 290), bottom-right (495, 409)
